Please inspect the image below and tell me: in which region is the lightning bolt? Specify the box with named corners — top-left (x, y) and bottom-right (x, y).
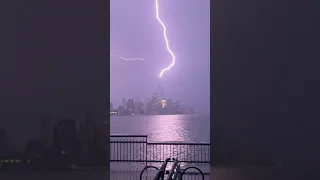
top-left (156, 0), bottom-right (176, 78)
top-left (111, 53), bottom-right (145, 61)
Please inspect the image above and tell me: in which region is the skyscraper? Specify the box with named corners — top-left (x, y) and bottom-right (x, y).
top-left (117, 105), bottom-right (125, 113)
top-left (0, 129), bottom-right (8, 158)
top-left (138, 101), bottom-right (145, 114)
top-left (135, 96), bottom-right (140, 112)
top-left (167, 99), bottom-right (174, 108)
top-left (39, 116), bottom-right (51, 150)
top-left (122, 98), bottom-right (126, 109)
top-left (24, 139), bottom-right (44, 162)
top-left (173, 101), bottom-right (180, 113)
top-left (166, 99), bottom-right (174, 114)
top-left (161, 98), bottom-right (167, 108)
top-left (52, 119), bottom-right (79, 163)
top-left (146, 101), bottom-right (152, 114)
top-left (126, 99), bottom-right (135, 112)
top-left (93, 124), bottom-right (108, 165)
top-left (85, 111), bottom-right (95, 143)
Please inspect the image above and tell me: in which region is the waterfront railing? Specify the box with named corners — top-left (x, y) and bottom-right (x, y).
top-left (110, 135), bottom-right (210, 164)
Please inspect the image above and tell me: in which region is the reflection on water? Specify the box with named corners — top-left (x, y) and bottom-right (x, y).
top-left (110, 115), bottom-right (210, 143)
top-left (146, 115), bottom-right (190, 142)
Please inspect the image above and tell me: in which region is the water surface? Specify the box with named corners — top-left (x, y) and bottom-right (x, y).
top-left (110, 115), bottom-right (210, 142)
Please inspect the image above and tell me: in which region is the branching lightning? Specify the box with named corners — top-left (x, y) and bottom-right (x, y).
top-left (156, 0), bottom-right (176, 78)
top-left (111, 53), bottom-right (145, 61)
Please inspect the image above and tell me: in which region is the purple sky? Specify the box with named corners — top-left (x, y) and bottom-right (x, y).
top-left (110, 0), bottom-right (210, 114)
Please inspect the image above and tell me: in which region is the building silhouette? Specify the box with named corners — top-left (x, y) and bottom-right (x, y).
top-left (0, 129), bottom-right (8, 158)
top-left (84, 112), bottom-right (95, 165)
top-left (146, 101), bottom-right (152, 114)
top-left (122, 98), bottom-right (126, 109)
top-left (117, 105), bottom-right (125, 113)
top-left (24, 139), bottom-right (44, 168)
top-left (137, 101), bottom-right (144, 114)
top-left (92, 125), bottom-right (108, 165)
top-left (135, 96), bottom-right (140, 113)
top-left (39, 116), bottom-right (51, 150)
top-left (161, 98), bottom-right (167, 108)
top-left (52, 119), bottom-right (79, 164)
top-left (126, 99), bottom-right (135, 112)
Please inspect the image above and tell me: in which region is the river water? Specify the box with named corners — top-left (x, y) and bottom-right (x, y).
top-left (110, 115), bottom-right (210, 143)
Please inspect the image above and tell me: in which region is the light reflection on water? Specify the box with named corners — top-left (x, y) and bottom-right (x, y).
top-left (110, 115), bottom-right (210, 143)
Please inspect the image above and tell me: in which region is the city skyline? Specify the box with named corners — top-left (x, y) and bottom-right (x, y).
top-left (110, 92), bottom-right (184, 109)
top-left (110, 92), bottom-right (197, 115)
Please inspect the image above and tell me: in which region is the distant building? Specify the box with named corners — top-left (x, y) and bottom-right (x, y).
top-left (24, 139), bottom-right (44, 164)
top-left (122, 98), bottom-right (126, 109)
top-left (173, 101), bottom-right (180, 109)
top-left (126, 99), bottom-right (135, 112)
top-left (92, 125), bottom-right (108, 165)
top-left (137, 101), bottom-right (145, 114)
top-left (140, 101), bottom-right (146, 111)
top-left (146, 101), bottom-right (152, 114)
top-left (52, 119), bottom-right (79, 163)
top-left (0, 129), bottom-right (8, 158)
top-left (39, 116), bottom-right (51, 150)
top-left (173, 101), bottom-right (181, 114)
top-left (84, 112), bottom-right (95, 163)
top-left (110, 102), bottom-right (113, 110)
top-left (161, 98), bottom-right (167, 108)
top-left (155, 99), bottom-right (162, 110)
top-left (117, 105), bottom-right (125, 113)
top-left (135, 96), bottom-right (140, 113)
top-left (167, 99), bottom-right (174, 108)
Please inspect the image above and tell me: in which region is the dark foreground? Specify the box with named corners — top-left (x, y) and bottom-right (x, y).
top-left (0, 166), bottom-right (313, 180)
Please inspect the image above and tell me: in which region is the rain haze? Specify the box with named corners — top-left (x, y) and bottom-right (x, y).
top-left (110, 0), bottom-right (210, 114)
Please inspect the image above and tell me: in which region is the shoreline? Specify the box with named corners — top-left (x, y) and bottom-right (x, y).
top-left (110, 113), bottom-right (199, 116)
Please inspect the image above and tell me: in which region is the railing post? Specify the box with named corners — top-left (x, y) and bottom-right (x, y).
top-left (145, 134), bottom-right (148, 167)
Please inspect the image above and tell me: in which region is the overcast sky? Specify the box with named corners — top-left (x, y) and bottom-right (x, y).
top-left (110, 0), bottom-right (210, 114)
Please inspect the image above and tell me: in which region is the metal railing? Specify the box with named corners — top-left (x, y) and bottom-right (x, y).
top-left (110, 135), bottom-right (210, 164)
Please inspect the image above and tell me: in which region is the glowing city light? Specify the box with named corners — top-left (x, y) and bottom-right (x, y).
top-left (156, 0), bottom-right (176, 78)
